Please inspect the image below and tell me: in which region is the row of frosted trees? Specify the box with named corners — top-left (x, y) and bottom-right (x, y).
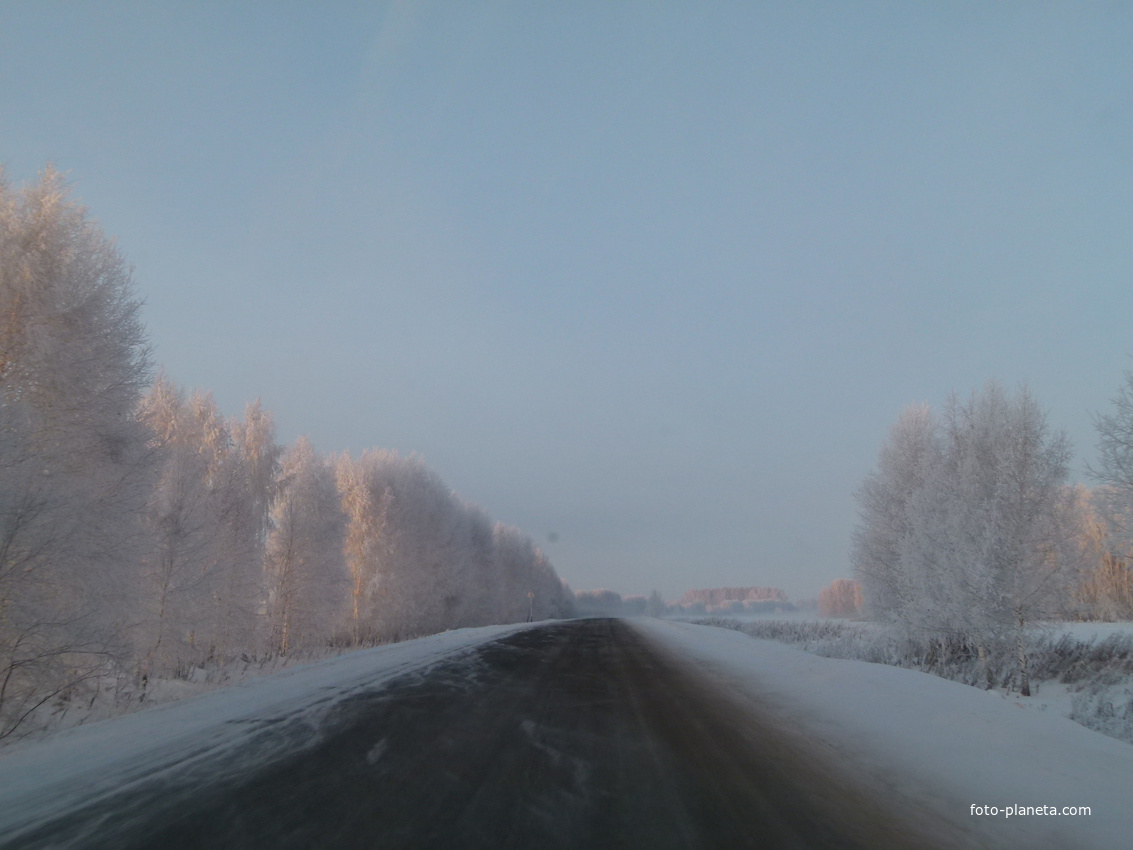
top-left (852, 380), bottom-right (1133, 695)
top-left (138, 380), bottom-right (571, 669)
top-left (0, 169), bottom-right (570, 738)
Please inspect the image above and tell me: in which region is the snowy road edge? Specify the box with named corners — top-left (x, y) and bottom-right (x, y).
top-left (628, 617), bottom-right (1133, 850)
top-left (0, 621), bottom-right (539, 842)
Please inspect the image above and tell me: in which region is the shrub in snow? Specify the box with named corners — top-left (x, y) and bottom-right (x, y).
top-left (1070, 681), bottom-right (1133, 743)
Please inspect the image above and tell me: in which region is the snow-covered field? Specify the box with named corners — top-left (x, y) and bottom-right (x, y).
top-left (635, 618), bottom-right (1133, 850)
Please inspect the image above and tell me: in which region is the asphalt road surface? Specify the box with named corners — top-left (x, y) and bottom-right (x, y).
top-left (11, 619), bottom-right (938, 849)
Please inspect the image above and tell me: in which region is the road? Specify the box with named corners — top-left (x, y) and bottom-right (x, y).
top-left (9, 619), bottom-right (937, 849)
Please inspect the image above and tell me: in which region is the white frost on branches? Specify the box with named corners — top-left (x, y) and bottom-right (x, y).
top-left (0, 168), bottom-right (153, 736)
top-left (0, 167), bottom-right (572, 737)
top-left (853, 382), bottom-right (1074, 695)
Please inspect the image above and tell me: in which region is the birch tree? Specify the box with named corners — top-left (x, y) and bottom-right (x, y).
top-left (335, 452), bottom-right (394, 643)
top-left (1087, 371), bottom-right (1133, 617)
top-left (334, 450), bottom-right (566, 640)
top-left (264, 437), bottom-right (346, 653)
top-left (855, 383), bottom-right (1072, 695)
top-left (944, 384), bottom-right (1070, 695)
top-left (1070, 487), bottom-right (1133, 620)
top-left (1093, 369), bottom-right (1133, 505)
top-left (0, 168), bottom-right (152, 735)
top-left (205, 398), bottom-right (281, 658)
top-left (852, 403), bottom-right (936, 620)
top-left (365, 453), bottom-right (471, 638)
top-left (137, 378), bottom-right (216, 673)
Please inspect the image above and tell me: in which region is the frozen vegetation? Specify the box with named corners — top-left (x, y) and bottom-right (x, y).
top-left (671, 376), bottom-right (1133, 776)
top-left (830, 377), bottom-right (1133, 736)
top-left (0, 169), bottom-right (572, 745)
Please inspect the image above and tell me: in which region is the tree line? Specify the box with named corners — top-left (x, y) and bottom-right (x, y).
top-left (0, 168), bottom-right (571, 738)
top-left (851, 379), bottom-right (1133, 695)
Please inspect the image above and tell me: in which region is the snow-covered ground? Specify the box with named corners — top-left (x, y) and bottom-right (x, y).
top-left (634, 618), bottom-right (1133, 850)
top-left (681, 615), bottom-right (1133, 747)
top-left (0, 622), bottom-right (535, 843)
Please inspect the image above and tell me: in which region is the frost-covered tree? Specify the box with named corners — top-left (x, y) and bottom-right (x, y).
top-left (335, 452), bottom-right (394, 643)
top-left (205, 398), bottom-right (281, 657)
top-left (818, 579), bottom-right (862, 618)
top-left (852, 403), bottom-right (936, 620)
top-left (1070, 486), bottom-right (1133, 621)
top-left (0, 168), bottom-right (153, 736)
top-left (455, 502), bottom-right (500, 626)
top-left (362, 452), bottom-right (477, 638)
top-left (897, 396), bottom-right (1006, 642)
top-left (491, 523), bottom-right (572, 621)
top-left (334, 450), bottom-right (568, 640)
top-left (943, 384), bottom-right (1069, 695)
top-left (1087, 371), bottom-right (1133, 613)
top-left (0, 166), bottom-right (571, 733)
top-left (1093, 369), bottom-right (1133, 505)
top-left (854, 383), bottom-right (1072, 695)
top-left (264, 437), bottom-right (346, 654)
top-left (138, 382), bottom-right (281, 669)
top-left (137, 378), bottom-right (217, 672)
top-left (530, 549), bottom-right (572, 619)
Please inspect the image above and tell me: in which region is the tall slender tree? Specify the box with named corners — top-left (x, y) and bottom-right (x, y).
top-left (0, 168), bottom-right (152, 735)
top-left (206, 398), bottom-right (281, 658)
top-left (137, 378), bottom-right (216, 673)
top-left (264, 437), bottom-right (346, 654)
top-left (852, 403), bottom-right (936, 621)
top-left (1092, 370), bottom-right (1133, 503)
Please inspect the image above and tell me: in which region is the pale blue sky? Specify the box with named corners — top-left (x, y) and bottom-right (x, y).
top-left (3, 2), bottom-right (1132, 601)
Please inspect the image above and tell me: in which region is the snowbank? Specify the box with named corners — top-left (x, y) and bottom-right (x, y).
top-left (633, 618), bottom-right (1133, 850)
